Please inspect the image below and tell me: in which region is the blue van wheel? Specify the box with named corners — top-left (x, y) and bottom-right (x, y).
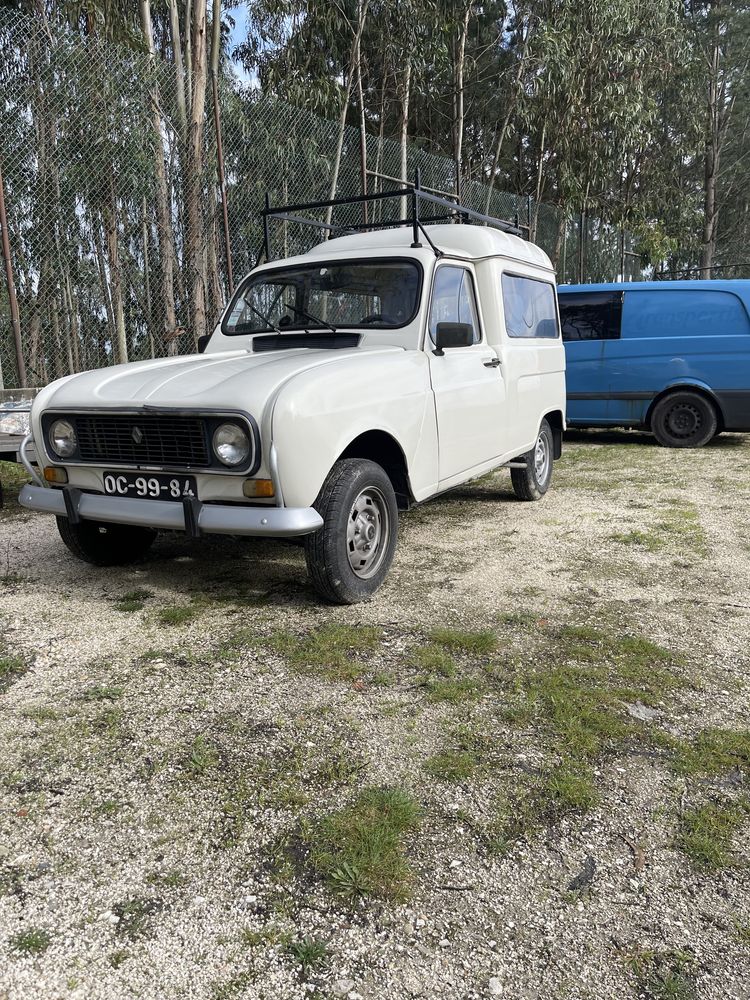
top-left (650, 391), bottom-right (718, 449)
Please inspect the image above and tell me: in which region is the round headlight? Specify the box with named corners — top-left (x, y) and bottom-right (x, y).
top-left (49, 419), bottom-right (77, 458)
top-left (212, 422), bottom-right (250, 467)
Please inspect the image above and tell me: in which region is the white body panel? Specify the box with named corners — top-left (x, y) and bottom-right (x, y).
top-left (28, 224), bottom-right (566, 522)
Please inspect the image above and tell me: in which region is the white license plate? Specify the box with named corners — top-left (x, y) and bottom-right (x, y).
top-left (102, 471), bottom-right (197, 501)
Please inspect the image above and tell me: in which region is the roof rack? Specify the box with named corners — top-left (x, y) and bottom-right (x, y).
top-left (260, 168), bottom-right (522, 263)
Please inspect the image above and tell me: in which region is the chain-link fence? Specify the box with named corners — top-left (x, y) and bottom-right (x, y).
top-left (0, 9), bottom-right (641, 391)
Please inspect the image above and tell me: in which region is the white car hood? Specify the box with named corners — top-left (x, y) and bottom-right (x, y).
top-left (39, 344), bottom-right (403, 415)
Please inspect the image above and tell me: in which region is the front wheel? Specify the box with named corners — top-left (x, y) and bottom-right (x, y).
top-left (304, 458), bottom-right (399, 604)
top-left (511, 420), bottom-right (554, 501)
top-left (650, 391), bottom-right (718, 448)
top-left (56, 517), bottom-right (157, 566)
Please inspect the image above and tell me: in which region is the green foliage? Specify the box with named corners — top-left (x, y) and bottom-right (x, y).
top-left (10, 927), bottom-right (52, 955)
top-left (267, 624), bottom-right (381, 681)
top-left (286, 937), bottom-right (328, 973)
top-left (677, 800), bottom-right (748, 870)
top-left (308, 787), bottom-right (421, 902)
top-left (628, 949), bottom-right (697, 1000)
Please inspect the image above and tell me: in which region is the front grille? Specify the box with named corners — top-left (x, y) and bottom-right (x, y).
top-left (74, 414), bottom-right (210, 467)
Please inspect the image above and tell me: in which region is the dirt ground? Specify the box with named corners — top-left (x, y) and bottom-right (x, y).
top-left (1, 429), bottom-right (749, 1000)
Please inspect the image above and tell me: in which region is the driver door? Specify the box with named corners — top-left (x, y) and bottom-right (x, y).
top-left (427, 265), bottom-right (507, 486)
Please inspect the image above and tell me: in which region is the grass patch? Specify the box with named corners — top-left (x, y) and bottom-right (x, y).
top-left (185, 734), bottom-right (220, 776)
top-left (410, 644), bottom-right (456, 676)
top-left (9, 927), bottom-right (52, 955)
top-left (677, 800), bottom-right (748, 870)
top-left (487, 624), bottom-right (682, 851)
top-left (286, 937), bottom-right (328, 974)
top-left (113, 896), bottom-right (162, 940)
top-left (267, 624), bottom-right (381, 682)
top-left (610, 529), bottom-right (661, 551)
top-left (0, 652), bottom-right (26, 693)
top-left (79, 684), bottom-right (123, 702)
top-left (307, 786), bottom-right (421, 902)
top-left (670, 728), bottom-right (750, 778)
top-left (425, 675), bottom-right (484, 703)
top-left (490, 762), bottom-right (598, 854)
top-left (158, 604), bottom-right (201, 626)
top-left (424, 748), bottom-right (478, 782)
top-left (628, 949), bottom-right (697, 1000)
top-left (429, 628), bottom-right (497, 655)
top-left (115, 588), bottom-right (154, 613)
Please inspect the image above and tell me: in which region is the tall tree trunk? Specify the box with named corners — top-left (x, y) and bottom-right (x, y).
top-left (185, 0), bottom-right (208, 345)
top-left (700, 18), bottom-right (721, 278)
top-left (140, 0), bottom-right (179, 353)
top-left (399, 57), bottom-right (412, 218)
top-left (453, 4), bottom-right (471, 201)
top-left (325, 0), bottom-right (370, 227)
top-left (168, 0), bottom-right (188, 143)
top-left (102, 175), bottom-right (128, 364)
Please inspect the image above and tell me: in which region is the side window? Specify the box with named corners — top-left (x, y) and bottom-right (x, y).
top-left (624, 290), bottom-right (750, 338)
top-left (559, 292), bottom-right (623, 342)
top-left (502, 274), bottom-right (559, 339)
top-left (428, 266), bottom-right (480, 345)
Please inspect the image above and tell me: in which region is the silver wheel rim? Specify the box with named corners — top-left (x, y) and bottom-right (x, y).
top-left (534, 432), bottom-right (550, 484)
top-left (346, 486), bottom-right (390, 579)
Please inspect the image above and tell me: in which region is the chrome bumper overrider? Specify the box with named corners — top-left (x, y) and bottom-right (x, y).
top-left (18, 484), bottom-right (322, 538)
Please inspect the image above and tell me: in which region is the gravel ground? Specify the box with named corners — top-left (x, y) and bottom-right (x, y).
top-left (1, 429), bottom-right (749, 1000)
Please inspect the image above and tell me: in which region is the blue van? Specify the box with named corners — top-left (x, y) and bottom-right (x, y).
top-left (558, 280), bottom-right (750, 447)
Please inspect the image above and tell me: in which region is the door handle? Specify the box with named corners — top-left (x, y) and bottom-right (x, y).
top-left (483, 357), bottom-right (501, 368)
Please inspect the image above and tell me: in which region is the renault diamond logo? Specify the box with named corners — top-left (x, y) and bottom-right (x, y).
top-left (131, 426), bottom-right (144, 445)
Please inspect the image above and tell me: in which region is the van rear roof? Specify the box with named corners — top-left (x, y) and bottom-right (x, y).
top-left (559, 279), bottom-right (750, 298)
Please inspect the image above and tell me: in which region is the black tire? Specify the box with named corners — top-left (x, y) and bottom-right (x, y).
top-left (650, 391), bottom-right (718, 448)
top-left (304, 458), bottom-right (398, 604)
top-left (511, 419), bottom-right (554, 501)
top-left (56, 517), bottom-right (157, 566)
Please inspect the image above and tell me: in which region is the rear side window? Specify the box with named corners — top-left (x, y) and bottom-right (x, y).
top-left (624, 289), bottom-right (750, 338)
top-left (559, 292), bottom-right (623, 341)
top-left (502, 274), bottom-right (559, 339)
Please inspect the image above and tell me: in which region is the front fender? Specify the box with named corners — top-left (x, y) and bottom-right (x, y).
top-left (270, 352), bottom-right (437, 508)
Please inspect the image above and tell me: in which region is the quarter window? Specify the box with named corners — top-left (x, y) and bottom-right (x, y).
top-left (501, 274), bottom-right (559, 339)
top-left (428, 266), bottom-right (481, 345)
top-left (559, 292), bottom-right (623, 341)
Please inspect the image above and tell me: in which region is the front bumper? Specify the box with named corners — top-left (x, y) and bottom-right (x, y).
top-left (18, 484), bottom-right (322, 538)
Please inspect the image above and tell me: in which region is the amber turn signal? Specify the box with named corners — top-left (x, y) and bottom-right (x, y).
top-left (43, 467), bottom-right (68, 484)
top-left (243, 478), bottom-right (274, 498)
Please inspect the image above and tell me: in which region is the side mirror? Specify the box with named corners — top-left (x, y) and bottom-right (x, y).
top-left (433, 322), bottom-right (474, 356)
top-left (197, 334), bottom-right (211, 354)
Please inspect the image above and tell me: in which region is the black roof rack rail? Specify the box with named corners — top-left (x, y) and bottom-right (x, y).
top-left (260, 168), bottom-right (522, 263)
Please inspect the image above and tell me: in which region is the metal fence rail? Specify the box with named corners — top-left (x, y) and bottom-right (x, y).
top-left (0, 9), bottom-right (642, 391)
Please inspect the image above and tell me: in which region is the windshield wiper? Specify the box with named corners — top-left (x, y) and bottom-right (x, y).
top-left (285, 301), bottom-right (338, 334)
top-left (242, 300), bottom-right (282, 334)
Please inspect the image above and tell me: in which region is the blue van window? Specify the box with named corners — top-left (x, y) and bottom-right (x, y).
top-left (625, 289), bottom-right (750, 338)
top-left (560, 292), bottom-right (623, 341)
top-left (502, 274), bottom-right (558, 339)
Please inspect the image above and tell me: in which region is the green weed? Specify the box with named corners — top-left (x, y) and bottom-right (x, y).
top-left (677, 800), bottom-right (748, 870)
top-left (10, 927), bottom-right (51, 955)
top-left (308, 786), bottom-right (421, 902)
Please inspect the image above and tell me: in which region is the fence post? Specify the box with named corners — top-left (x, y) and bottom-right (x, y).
top-left (0, 156), bottom-right (26, 387)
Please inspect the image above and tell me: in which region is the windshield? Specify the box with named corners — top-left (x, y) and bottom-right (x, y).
top-left (223, 259), bottom-right (421, 335)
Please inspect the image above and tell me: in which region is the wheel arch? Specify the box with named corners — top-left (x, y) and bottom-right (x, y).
top-left (338, 429), bottom-right (413, 510)
top-left (645, 383), bottom-right (725, 432)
